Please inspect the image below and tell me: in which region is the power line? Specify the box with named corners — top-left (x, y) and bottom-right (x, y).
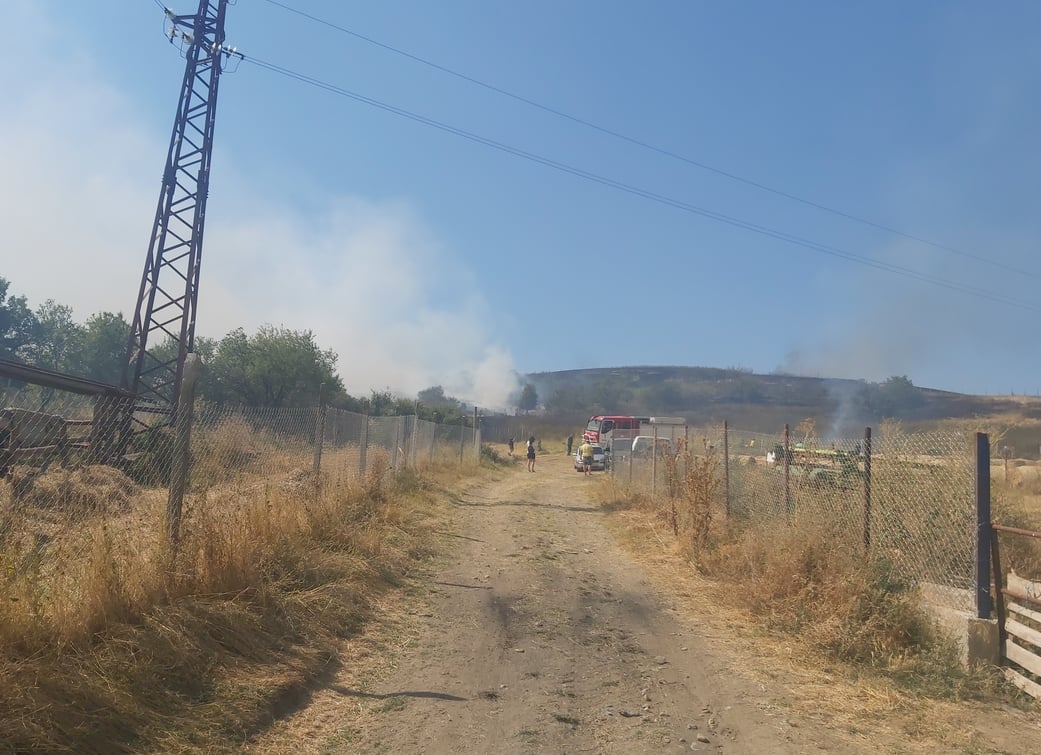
top-left (240, 53), bottom-right (1041, 316)
top-left (256, 0), bottom-right (1041, 281)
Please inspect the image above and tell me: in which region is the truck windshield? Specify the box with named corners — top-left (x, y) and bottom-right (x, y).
top-left (586, 419), bottom-right (600, 431)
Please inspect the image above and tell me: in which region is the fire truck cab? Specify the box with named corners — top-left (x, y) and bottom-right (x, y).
top-left (583, 415), bottom-right (648, 446)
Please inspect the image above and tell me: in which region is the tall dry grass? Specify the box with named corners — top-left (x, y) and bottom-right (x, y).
top-left (600, 444), bottom-right (997, 701)
top-left (0, 444), bottom-right (483, 752)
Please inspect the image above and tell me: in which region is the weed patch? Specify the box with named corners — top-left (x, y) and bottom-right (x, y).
top-left (0, 455), bottom-right (482, 752)
top-left (600, 476), bottom-right (1000, 702)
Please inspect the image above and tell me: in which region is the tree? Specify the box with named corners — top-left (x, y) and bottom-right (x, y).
top-left (414, 385), bottom-right (447, 410)
top-left (518, 383), bottom-right (538, 411)
top-left (78, 311), bottom-right (130, 385)
top-left (544, 385), bottom-right (585, 413)
top-left (203, 326), bottom-right (345, 408)
top-left (415, 385), bottom-right (468, 424)
top-left (0, 277), bottom-right (36, 362)
top-left (857, 375), bottom-right (922, 418)
top-left (25, 300), bottom-right (83, 373)
top-left (365, 389), bottom-right (396, 416)
top-left (590, 379), bottom-right (631, 412)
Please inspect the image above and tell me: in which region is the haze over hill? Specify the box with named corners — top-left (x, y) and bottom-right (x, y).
top-left (524, 366), bottom-right (1041, 447)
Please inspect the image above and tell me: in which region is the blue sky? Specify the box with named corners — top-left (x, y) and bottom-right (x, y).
top-left (3, 1), bottom-right (1041, 405)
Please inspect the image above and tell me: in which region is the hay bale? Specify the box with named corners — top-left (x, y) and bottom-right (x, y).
top-left (20, 465), bottom-right (139, 512)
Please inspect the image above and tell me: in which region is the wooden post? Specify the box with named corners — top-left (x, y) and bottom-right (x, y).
top-left (863, 426), bottom-right (872, 553)
top-left (976, 432), bottom-right (993, 620)
top-left (166, 354), bottom-right (202, 546)
top-left (312, 382), bottom-right (327, 479)
top-left (473, 406), bottom-right (479, 462)
top-left (723, 420), bottom-right (731, 518)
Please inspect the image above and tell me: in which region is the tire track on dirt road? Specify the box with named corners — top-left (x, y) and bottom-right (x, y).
top-left (251, 452), bottom-right (859, 754)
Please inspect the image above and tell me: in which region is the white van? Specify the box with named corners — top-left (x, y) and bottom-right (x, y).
top-left (631, 435), bottom-right (672, 458)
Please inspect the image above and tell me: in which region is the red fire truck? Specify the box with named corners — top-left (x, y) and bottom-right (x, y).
top-left (582, 415), bottom-right (649, 445)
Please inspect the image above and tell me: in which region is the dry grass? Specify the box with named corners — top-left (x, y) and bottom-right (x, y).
top-left (0, 445), bottom-right (491, 752)
top-left (992, 471), bottom-right (1041, 581)
top-left (597, 463), bottom-right (1003, 704)
top-left (9, 463), bottom-right (138, 512)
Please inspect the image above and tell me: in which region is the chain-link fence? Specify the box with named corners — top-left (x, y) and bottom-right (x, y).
top-left (0, 391), bottom-right (480, 570)
top-left (611, 423), bottom-right (981, 613)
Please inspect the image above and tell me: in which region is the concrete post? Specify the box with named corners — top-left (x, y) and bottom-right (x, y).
top-left (166, 354), bottom-right (202, 546)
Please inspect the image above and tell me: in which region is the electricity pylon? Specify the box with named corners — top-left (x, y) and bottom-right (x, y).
top-left (122, 0), bottom-right (238, 427)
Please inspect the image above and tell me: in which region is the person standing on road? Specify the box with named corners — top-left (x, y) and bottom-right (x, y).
top-left (507, 437), bottom-right (514, 455)
top-left (566, 433), bottom-right (574, 456)
top-left (527, 437), bottom-right (537, 472)
top-left (579, 439), bottom-right (595, 475)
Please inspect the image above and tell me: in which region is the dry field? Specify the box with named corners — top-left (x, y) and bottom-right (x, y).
top-left (2, 439), bottom-right (1040, 752)
top-left (251, 447), bottom-right (1041, 754)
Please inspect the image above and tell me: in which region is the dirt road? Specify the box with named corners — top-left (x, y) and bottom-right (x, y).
top-left (251, 451), bottom-right (881, 754)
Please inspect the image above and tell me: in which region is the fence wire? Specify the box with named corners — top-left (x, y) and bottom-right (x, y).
top-left (613, 425), bottom-right (979, 613)
top-left (0, 389), bottom-right (986, 615)
top-left (0, 396), bottom-right (479, 570)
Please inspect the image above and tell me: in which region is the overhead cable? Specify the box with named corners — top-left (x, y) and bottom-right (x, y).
top-left (240, 53), bottom-right (1041, 315)
top-left (256, 0), bottom-right (1040, 280)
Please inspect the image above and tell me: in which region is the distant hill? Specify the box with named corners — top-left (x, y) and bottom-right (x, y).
top-left (525, 365), bottom-right (1041, 446)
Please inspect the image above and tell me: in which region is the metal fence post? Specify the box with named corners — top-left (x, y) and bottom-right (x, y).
top-left (359, 414), bottom-right (369, 477)
top-left (863, 426), bottom-right (872, 553)
top-left (410, 412), bottom-right (419, 468)
top-left (683, 424), bottom-right (690, 486)
top-left (312, 382), bottom-right (327, 479)
top-left (783, 423), bottom-right (792, 521)
top-left (392, 416), bottom-right (402, 468)
top-left (976, 432), bottom-right (993, 619)
top-left (651, 424), bottom-right (659, 498)
top-left (166, 354), bottom-right (202, 546)
top-left (723, 420), bottom-right (731, 518)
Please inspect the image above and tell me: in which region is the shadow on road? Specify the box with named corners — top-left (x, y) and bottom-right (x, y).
top-left (448, 495), bottom-right (600, 514)
top-left (433, 581), bottom-right (493, 590)
top-left (330, 686), bottom-right (467, 702)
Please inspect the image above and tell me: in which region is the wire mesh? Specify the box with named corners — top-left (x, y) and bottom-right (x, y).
top-left (615, 424), bottom-right (980, 612)
top-left (0, 395), bottom-right (479, 589)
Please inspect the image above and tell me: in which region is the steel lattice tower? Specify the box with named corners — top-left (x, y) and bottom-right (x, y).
top-left (122, 0), bottom-right (232, 422)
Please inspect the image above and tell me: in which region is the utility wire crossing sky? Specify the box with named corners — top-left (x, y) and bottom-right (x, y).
top-left (4, 0), bottom-right (1041, 401)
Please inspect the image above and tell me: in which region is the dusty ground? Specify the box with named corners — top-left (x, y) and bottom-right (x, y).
top-left (250, 451), bottom-right (1041, 754)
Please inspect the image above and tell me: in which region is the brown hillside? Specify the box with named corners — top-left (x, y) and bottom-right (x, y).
top-left (526, 366), bottom-right (1041, 454)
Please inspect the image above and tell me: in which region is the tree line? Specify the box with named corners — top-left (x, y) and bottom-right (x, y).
top-left (0, 277), bottom-right (474, 424)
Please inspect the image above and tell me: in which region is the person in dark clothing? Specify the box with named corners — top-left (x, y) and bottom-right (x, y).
top-left (527, 437), bottom-right (536, 471)
top-left (566, 434), bottom-right (574, 456)
top-left (507, 437), bottom-right (514, 455)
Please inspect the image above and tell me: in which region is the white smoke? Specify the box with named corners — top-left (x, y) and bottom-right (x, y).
top-left (0, 2), bottom-right (520, 411)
